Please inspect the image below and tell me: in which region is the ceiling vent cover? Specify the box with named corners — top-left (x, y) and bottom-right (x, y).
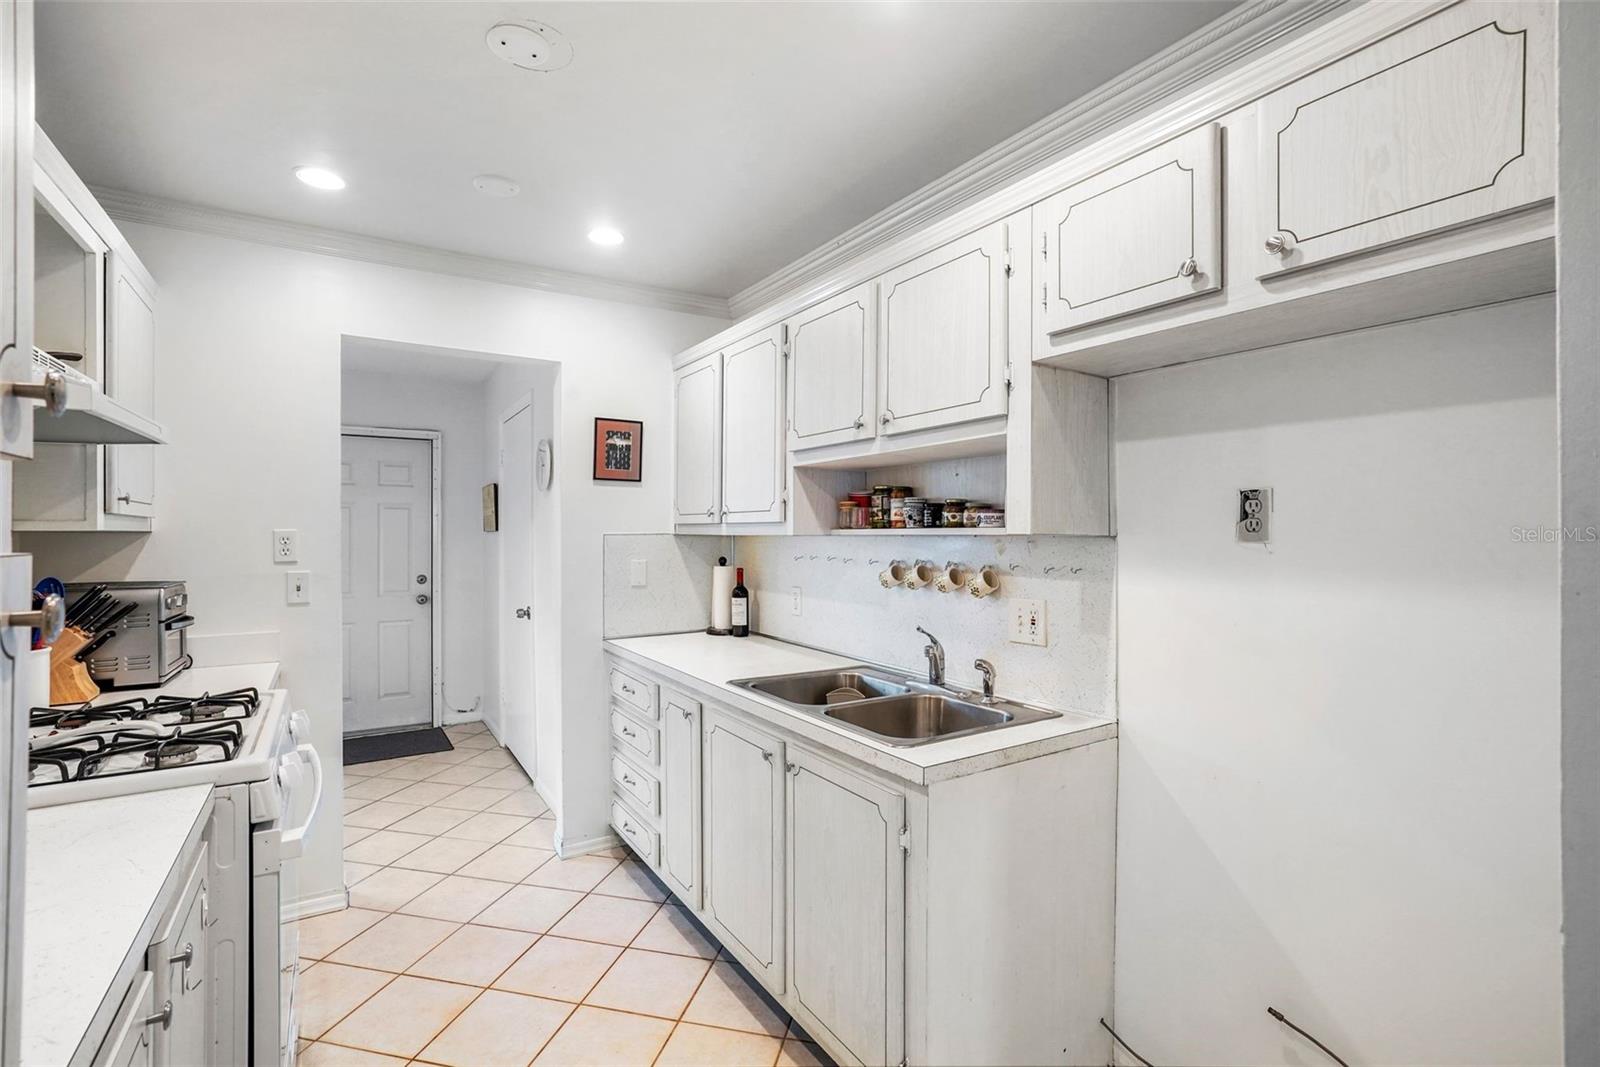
top-left (486, 20), bottom-right (573, 73)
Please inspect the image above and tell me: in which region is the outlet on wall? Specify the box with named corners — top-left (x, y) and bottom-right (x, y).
top-left (1236, 488), bottom-right (1271, 543)
top-left (789, 586), bottom-right (803, 616)
top-left (286, 570), bottom-right (310, 604)
top-left (273, 529), bottom-right (299, 563)
top-left (1009, 597), bottom-right (1047, 646)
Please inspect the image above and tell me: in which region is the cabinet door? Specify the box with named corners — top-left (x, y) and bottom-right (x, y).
top-left (147, 844), bottom-right (210, 1067)
top-left (703, 708), bottom-right (785, 990)
top-left (787, 283), bottom-right (875, 451)
top-left (673, 354), bottom-right (721, 525)
top-left (786, 747), bottom-right (905, 1067)
top-left (660, 687), bottom-right (702, 908)
top-left (105, 250), bottom-right (156, 518)
top-left (1256, 0), bottom-right (1553, 275)
top-left (720, 327), bottom-right (784, 524)
top-left (1037, 124), bottom-right (1221, 336)
top-left (877, 221), bottom-right (1009, 435)
top-left (0, 3), bottom-right (32, 462)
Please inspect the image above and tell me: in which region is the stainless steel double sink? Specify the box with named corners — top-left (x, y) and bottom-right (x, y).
top-left (728, 665), bottom-right (1060, 747)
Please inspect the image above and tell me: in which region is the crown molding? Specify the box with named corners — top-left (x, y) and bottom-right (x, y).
top-left (90, 186), bottom-right (733, 320)
top-left (726, 0), bottom-right (1352, 320)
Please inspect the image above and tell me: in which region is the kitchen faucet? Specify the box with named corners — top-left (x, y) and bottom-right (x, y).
top-left (916, 626), bottom-right (945, 687)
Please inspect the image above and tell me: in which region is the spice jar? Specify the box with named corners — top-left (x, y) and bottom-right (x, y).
top-left (889, 486), bottom-right (911, 528)
top-left (963, 503), bottom-right (986, 528)
top-left (837, 500), bottom-right (857, 529)
top-left (942, 498), bottom-right (967, 528)
top-left (903, 498), bottom-right (929, 528)
top-left (870, 486), bottom-right (892, 529)
top-left (977, 507), bottom-right (1005, 528)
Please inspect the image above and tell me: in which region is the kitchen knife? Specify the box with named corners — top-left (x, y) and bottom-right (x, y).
top-left (74, 629), bottom-right (116, 662)
top-left (64, 587), bottom-right (108, 628)
top-left (87, 601), bottom-right (137, 635)
top-left (76, 596), bottom-right (118, 633)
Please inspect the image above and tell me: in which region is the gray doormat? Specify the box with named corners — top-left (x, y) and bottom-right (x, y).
top-left (344, 727), bottom-right (453, 765)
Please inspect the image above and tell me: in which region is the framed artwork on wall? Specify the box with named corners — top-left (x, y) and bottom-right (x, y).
top-left (593, 417), bottom-right (644, 482)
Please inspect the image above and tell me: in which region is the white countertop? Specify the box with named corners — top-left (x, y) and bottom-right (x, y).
top-left (604, 633), bottom-right (1116, 785)
top-left (23, 784), bottom-right (213, 1066)
top-left (88, 660), bottom-right (281, 705)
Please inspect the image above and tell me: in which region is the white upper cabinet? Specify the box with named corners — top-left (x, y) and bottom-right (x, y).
top-left (876, 221), bottom-right (1009, 436)
top-left (1037, 123), bottom-right (1222, 336)
top-left (672, 353), bottom-right (721, 525)
top-left (786, 283), bottom-right (875, 452)
top-left (1256, 0), bottom-right (1553, 275)
top-left (106, 250), bottom-right (156, 518)
top-left (720, 325), bottom-right (784, 523)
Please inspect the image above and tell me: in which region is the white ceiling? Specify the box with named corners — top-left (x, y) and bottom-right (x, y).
top-left (36, 1), bottom-right (1237, 301)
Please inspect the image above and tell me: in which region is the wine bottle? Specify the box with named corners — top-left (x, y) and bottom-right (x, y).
top-left (731, 567), bottom-right (749, 638)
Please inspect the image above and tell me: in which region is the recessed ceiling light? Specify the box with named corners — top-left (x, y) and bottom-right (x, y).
top-left (473, 174), bottom-right (521, 198)
top-left (294, 165), bottom-right (345, 191)
top-left (588, 225), bottom-right (624, 247)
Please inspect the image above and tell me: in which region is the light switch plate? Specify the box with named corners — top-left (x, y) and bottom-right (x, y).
top-left (273, 529), bottom-right (299, 564)
top-left (286, 571), bottom-right (310, 604)
top-left (629, 559), bottom-right (648, 588)
top-left (789, 586), bottom-right (803, 616)
top-left (1009, 598), bottom-right (1047, 646)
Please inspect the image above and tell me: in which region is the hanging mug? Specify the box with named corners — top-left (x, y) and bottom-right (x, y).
top-left (933, 562), bottom-right (966, 594)
top-left (966, 565), bottom-right (1001, 599)
top-left (879, 560), bottom-right (911, 588)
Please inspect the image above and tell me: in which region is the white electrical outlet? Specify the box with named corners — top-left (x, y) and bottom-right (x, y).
top-left (630, 559), bottom-right (648, 588)
top-left (789, 586), bottom-right (803, 616)
top-left (1236, 488), bottom-right (1271, 543)
top-left (273, 529), bottom-right (299, 563)
top-left (1010, 597), bottom-right (1047, 646)
top-left (286, 570), bottom-right (310, 604)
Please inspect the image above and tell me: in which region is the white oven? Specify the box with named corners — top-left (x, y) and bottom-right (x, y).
top-left (248, 707), bottom-right (323, 1065)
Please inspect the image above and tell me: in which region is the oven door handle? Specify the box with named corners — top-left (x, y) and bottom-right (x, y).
top-left (163, 614), bottom-right (195, 632)
top-left (278, 742), bottom-right (324, 860)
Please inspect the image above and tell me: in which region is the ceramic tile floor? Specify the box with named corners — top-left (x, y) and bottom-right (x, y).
top-left (297, 721), bottom-right (832, 1067)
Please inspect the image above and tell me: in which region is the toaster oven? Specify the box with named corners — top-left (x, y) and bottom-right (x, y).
top-left (65, 580), bottom-right (194, 688)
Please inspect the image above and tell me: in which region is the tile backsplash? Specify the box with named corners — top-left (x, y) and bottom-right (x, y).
top-left (732, 535), bottom-right (1116, 716)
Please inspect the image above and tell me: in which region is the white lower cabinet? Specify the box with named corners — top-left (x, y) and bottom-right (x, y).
top-left (606, 652), bottom-right (1118, 1067)
top-left (785, 745), bottom-right (905, 1067)
top-left (146, 842), bottom-right (209, 1067)
top-left (702, 708), bottom-right (786, 991)
top-left (94, 971), bottom-right (156, 1067)
top-left (660, 687), bottom-right (702, 907)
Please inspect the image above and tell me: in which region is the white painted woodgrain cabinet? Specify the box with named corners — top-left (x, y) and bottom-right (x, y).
top-left (604, 649), bottom-right (1118, 1066)
top-left (1036, 123), bottom-right (1222, 334)
top-left (672, 353), bottom-right (720, 525)
top-left (659, 687), bottom-right (702, 907)
top-left (720, 326), bottom-right (785, 523)
top-left (146, 843), bottom-right (210, 1067)
top-left (93, 973), bottom-right (156, 1067)
top-left (877, 221), bottom-right (1009, 436)
top-left (786, 282), bottom-right (875, 452)
top-left (702, 707), bottom-right (786, 991)
top-left (105, 251), bottom-right (157, 518)
top-left (785, 745), bottom-right (905, 1067)
top-left (1255, 0), bottom-right (1554, 276)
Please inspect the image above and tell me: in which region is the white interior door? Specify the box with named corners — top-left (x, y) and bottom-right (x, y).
top-left (341, 433), bottom-right (435, 734)
top-left (498, 403), bottom-right (536, 771)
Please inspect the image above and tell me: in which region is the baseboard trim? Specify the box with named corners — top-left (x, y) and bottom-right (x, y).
top-left (556, 829), bottom-right (622, 860)
top-left (284, 887), bottom-right (349, 922)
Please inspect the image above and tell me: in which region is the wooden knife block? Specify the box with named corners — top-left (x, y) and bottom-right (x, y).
top-left (49, 628), bottom-right (101, 705)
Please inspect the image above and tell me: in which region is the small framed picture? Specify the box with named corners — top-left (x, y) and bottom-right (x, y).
top-left (593, 418), bottom-right (644, 482)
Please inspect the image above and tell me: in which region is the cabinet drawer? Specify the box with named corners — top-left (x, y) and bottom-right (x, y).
top-left (1255, 0), bottom-right (1553, 275)
top-left (609, 665), bottom-right (658, 720)
top-left (610, 707), bottom-right (659, 766)
top-left (611, 753), bottom-right (660, 819)
top-left (1037, 123), bottom-right (1221, 336)
top-left (94, 970), bottom-right (155, 1067)
top-left (612, 797), bottom-right (660, 867)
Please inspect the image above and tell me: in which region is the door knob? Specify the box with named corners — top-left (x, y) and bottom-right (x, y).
top-left (415, 594), bottom-right (430, 605)
top-left (5, 594), bottom-right (64, 643)
top-left (416, 574), bottom-right (428, 585)
top-left (7, 369), bottom-right (68, 416)
top-left (515, 606), bottom-right (531, 619)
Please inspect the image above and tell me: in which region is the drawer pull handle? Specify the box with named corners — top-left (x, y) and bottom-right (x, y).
top-left (622, 774), bottom-right (637, 787)
top-left (621, 725), bottom-right (637, 739)
top-left (144, 1000), bottom-right (173, 1029)
top-left (621, 684), bottom-right (635, 696)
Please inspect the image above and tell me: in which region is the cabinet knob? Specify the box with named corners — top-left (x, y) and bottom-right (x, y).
top-left (786, 762), bottom-right (798, 776)
top-left (1178, 258), bottom-right (1198, 278)
top-left (143, 1000), bottom-right (174, 1030)
top-left (854, 417), bottom-right (865, 430)
top-left (681, 708), bottom-right (694, 720)
top-left (5, 594), bottom-right (64, 644)
top-left (761, 750), bottom-right (774, 763)
top-left (705, 507), bottom-right (714, 518)
top-left (1264, 232), bottom-right (1294, 256)
top-left (880, 413), bottom-right (893, 426)
top-left (9, 369), bottom-right (68, 416)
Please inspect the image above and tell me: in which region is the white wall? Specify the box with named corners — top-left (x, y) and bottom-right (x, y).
top-left (602, 533), bottom-right (732, 639)
top-left (339, 365), bottom-right (493, 727)
top-left (1111, 296), bottom-right (1562, 1064)
top-left (22, 222), bottom-right (724, 906)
